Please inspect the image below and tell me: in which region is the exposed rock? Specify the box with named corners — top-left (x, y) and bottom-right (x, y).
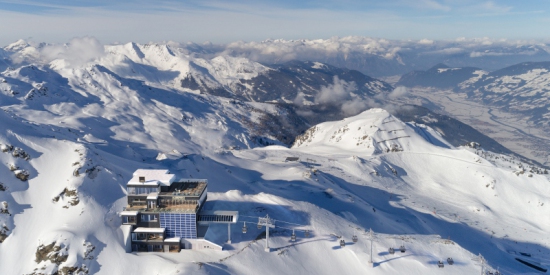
top-left (58, 265), bottom-right (89, 275)
top-left (52, 188), bottom-right (79, 207)
top-left (0, 201), bottom-right (8, 215)
top-left (8, 163), bottom-right (18, 171)
top-left (83, 242), bottom-right (95, 260)
top-left (35, 242), bottom-right (68, 265)
top-left (12, 147), bottom-right (30, 160)
top-left (14, 169), bottom-right (30, 181)
top-left (0, 225), bottom-right (9, 243)
top-left (85, 166), bottom-right (100, 179)
top-left (0, 144), bottom-right (13, 152)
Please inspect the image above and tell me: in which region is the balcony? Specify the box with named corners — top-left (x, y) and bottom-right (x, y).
top-left (126, 199), bottom-right (199, 213)
top-left (131, 230), bottom-right (165, 242)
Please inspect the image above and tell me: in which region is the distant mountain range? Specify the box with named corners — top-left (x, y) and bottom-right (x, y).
top-left (181, 59), bottom-right (393, 103)
top-left (397, 61), bottom-right (550, 127)
top-left (1, 39), bottom-right (549, 275)
top-left (181, 37), bottom-right (550, 77)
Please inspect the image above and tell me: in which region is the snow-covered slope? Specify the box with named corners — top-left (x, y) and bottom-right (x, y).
top-left (293, 108), bottom-right (451, 155)
top-left (466, 62), bottom-right (550, 123)
top-left (399, 61), bottom-right (550, 127)
top-left (397, 63), bottom-right (487, 89)
top-left (1, 40), bottom-right (549, 275)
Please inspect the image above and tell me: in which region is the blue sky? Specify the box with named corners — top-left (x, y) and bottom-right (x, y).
top-left (0, 0), bottom-right (548, 45)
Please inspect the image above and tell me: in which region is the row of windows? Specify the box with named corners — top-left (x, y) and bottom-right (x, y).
top-left (198, 215), bottom-right (234, 222)
top-left (128, 187), bottom-right (158, 195)
top-left (141, 214), bottom-right (158, 222)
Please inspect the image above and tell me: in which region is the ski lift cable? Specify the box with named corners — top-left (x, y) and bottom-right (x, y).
top-left (271, 224), bottom-right (310, 232)
top-left (239, 214), bottom-right (308, 227)
top-left (242, 216), bottom-right (310, 233)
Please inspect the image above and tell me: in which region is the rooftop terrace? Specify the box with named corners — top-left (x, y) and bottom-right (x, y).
top-left (125, 199), bottom-right (200, 213)
top-left (161, 181), bottom-right (207, 197)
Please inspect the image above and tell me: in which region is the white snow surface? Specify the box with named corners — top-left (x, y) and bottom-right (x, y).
top-left (0, 42), bottom-right (549, 275)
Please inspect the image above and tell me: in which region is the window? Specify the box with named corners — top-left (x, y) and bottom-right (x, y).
top-left (141, 214), bottom-right (157, 222)
top-left (123, 216), bottom-right (137, 224)
top-left (127, 187), bottom-right (159, 195)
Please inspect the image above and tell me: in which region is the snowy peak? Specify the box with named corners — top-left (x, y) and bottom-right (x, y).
top-left (292, 108), bottom-right (451, 154)
top-left (202, 55), bottom-right (270, 85)
top-left (3, 39), bottom-right (30, 52)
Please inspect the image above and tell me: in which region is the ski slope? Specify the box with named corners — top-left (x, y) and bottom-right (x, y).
top-left (0, 41), bottom-right (549, 275)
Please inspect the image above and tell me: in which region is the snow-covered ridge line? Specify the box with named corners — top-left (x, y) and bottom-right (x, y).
top-left (1, 38), bottom-right (549, 274)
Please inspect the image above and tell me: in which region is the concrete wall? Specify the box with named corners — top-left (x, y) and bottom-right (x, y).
top-left (121, 225), bottom-right (132, 253)
top-left (181, 239), bottom-right (222, 251)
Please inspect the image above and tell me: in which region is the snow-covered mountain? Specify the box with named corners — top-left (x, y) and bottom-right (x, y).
top-left (198, 37), bottom-right (550, 77)
top-left (1, 39), bottom-right (549, 274)
top-left (396, 64), bottom-right (487, 89)
top-left (465, 62), bottom-right (550, 124)
top-left (397, 61), bottom-right (550, 127)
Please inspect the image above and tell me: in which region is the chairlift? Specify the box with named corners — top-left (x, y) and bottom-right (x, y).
top-left (242, 222), bottom-right (247, 234)
top-left (304, 230), bottom-right (310, 238)
top-left (388, 247), bottom-right (395, 254)
top-left (257, 223), bottom-right (262, 229)
top-left (291, 230), bottom-right (296, 242)
top-left (340, 239), bottom-right (345, 248)
top-left (399, 245), bottom-right (406, 253)
top-left (438, 261), bottom-right (444, 268)
top-left (447, 257), bottom-right (454, 265)
top-left (352, 234), bottom-right (358, 243)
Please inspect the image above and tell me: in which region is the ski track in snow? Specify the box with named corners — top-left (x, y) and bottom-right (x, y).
top-left (0, 42), bottom-right (548, 274)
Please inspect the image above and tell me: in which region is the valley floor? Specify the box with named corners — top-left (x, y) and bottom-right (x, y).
top-left (405, 88), bottom-right (550, 167)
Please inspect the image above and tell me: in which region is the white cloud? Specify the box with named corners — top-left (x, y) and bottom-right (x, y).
top-left (40, 36), bottom-right (105, 67)
top-left (418, 39), bottom-right (434, 45)
top-left (388, 86), bottom-right (408, 100)
top-left (314, 76), bottom-right (357, 105)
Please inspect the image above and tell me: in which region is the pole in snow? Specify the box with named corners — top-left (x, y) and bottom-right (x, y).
top-left (472, 253), bottom-right (486, 275)
top-left (227, 223), bottom-right (231, 244)
top-left (366, 228), bottom-right (375, 267)
top-left (258, 214), bottom-right (274, 252)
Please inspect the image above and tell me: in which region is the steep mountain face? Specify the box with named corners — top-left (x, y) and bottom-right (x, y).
top-left (180, 59), bottom-right (393, 103)
top-left (396, 64), bottom-right (487, 89)
top-left (1, 40), bottom-right (549, 274)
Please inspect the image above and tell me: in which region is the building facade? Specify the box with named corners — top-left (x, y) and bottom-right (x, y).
top-left (120, 169), bottom-right (209, 252)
